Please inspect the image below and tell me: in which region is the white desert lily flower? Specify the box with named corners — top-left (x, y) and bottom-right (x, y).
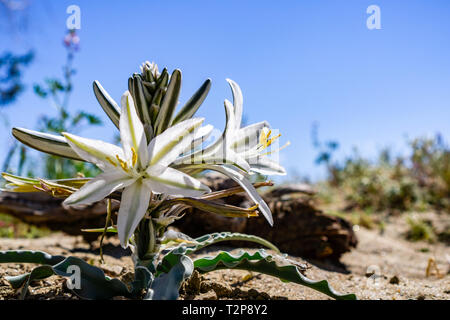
top-left (62, 91), bottom-right (211, 247)
top-left (174, 79), bottom-right (288, 176)
top-left (224, 79), bottom-right (289, 176)
top-left (173, 80), bottom-right (289, 227)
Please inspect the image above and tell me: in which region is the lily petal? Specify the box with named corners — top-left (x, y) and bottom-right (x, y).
top-left (232, 121), bottom-right (270, 153)
top-left (184, 124), bottom-right (214, 154)
top-left (201, 148), bottom-right (250, 172)
top-left (62, 132), bottom-right (125, 171)
top-left (173, 143), bottom-right (250, 172)
top-left (117, 179), bottom-right (151, 247)
top-left (247, 156), bottom-right (287, 176)
top-left (223, 99), bottom-right (237, 142)
top-left (186, 164), bottom-right (273, 226)
top-left (147, 118), bottom-right (204, 167)
top-left (64, 170), bottom-right (135, 206)
top-left (120, 91), bottom-right (148, 168)
top-left (226, 79), bottom-right (243, 129)
top-left (174, 124), bottom-right (214, 162)
top-left (192, 100), bottom-right (236, 159)
top-left (145, 165), bottom-right (210, 197)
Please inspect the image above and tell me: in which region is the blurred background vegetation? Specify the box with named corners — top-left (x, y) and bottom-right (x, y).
top-left (2, 30), bottom-right (101, 179)
top-left (313, 124), bottom-right (449, 243)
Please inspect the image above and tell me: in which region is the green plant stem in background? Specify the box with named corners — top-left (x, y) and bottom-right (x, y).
top-left (3, 31), bottom-right (101, 179)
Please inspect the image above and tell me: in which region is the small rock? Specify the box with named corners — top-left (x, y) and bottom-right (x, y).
top-left (201, 281), bottom-right (232, 298)
top-left (195, 290), bottom-right (217, 300)
top-left (389, 275), bottom-right (400, 285)
top-left (182, 270), bottom-right (202, 295)
top-left (417, 295), bottom-right (426, 300)
top-left (120, 271), bottom-right (135, 284)
top-left (102, 265), bottom-right (123, 276)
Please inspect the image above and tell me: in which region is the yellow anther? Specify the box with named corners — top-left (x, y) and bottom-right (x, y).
top-left (105, 157), bottom-right (118, 167)
top-left (266, 133), bottom-right (281, 148)
top-left (258, 129), bottom-right (281, 152)
top-left (259, 129), bottom-right (270, 146)
top-left (131, 147), bottom-right (138, 167)
top-left (116, 155), bottom-right (128, 171)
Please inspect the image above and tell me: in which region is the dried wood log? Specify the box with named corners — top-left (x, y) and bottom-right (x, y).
top-left (0, 191), bottom-right (115, 239)
top-left (264, 183), bottom-right (317, 197)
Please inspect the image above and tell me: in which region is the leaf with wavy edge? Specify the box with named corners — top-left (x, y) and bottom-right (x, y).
top-left (194, 250), bottom-right (357, 300)
top-left (0, 250), bottom-right (65, 265)
top-left (193, 232), bottom-right (280, 254)
top-left (146, 255), bottom-right (193, 300)
top-left (10, 265), bottom-right (56, 299)
top-left (157, 232), bottom-right (279, 275)
top-left (0, 250), bottom-right (132, 299)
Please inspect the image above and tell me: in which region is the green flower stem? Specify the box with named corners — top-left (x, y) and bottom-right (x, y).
top-left (99, 198), bottom-right (112, 263)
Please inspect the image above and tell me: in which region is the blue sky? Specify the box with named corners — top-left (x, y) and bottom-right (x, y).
top-left (1, 0), bottom-right (450, 180)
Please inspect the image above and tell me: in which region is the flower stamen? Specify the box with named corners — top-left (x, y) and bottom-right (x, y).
top-left (260, 141), bottom-right (291, 156)
top-left (266, 133), bottom-right (281, 148)
top-left (116, 155), bottom-right (129, 172)
top-left (105, 157), bottom-right (118, 167)
top-left (258, 129), bottom-right (281, 151)
top-left (131, 147), bottom-right (138, 167)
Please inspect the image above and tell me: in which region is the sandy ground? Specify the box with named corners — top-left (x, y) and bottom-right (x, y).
top-left (0, 214), bottom-right (448, 300)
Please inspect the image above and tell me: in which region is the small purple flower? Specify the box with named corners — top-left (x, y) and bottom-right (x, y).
top-left (63, 30), bottom-right (80, 51)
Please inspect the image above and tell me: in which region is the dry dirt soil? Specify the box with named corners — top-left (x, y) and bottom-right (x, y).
top-left (0, 213), bottom-right (448, 300)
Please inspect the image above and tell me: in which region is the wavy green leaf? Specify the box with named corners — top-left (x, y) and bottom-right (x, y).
top-left (1, 250), bottom-right (132, 299)
top-left (194, 250), bottom-right (357, 300)
top-left (147, 255), bottom-right (193, 300)
top-left (131, 266), bottom-right (153, 296)
top-left (0, 250), bottom-right (65, 265)
top-left (157, 232), bottom-right (279, 275)
top-left (193, 232), bottom-right (280, 253)
top-left (10, 265), bottom-right (55, 299)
